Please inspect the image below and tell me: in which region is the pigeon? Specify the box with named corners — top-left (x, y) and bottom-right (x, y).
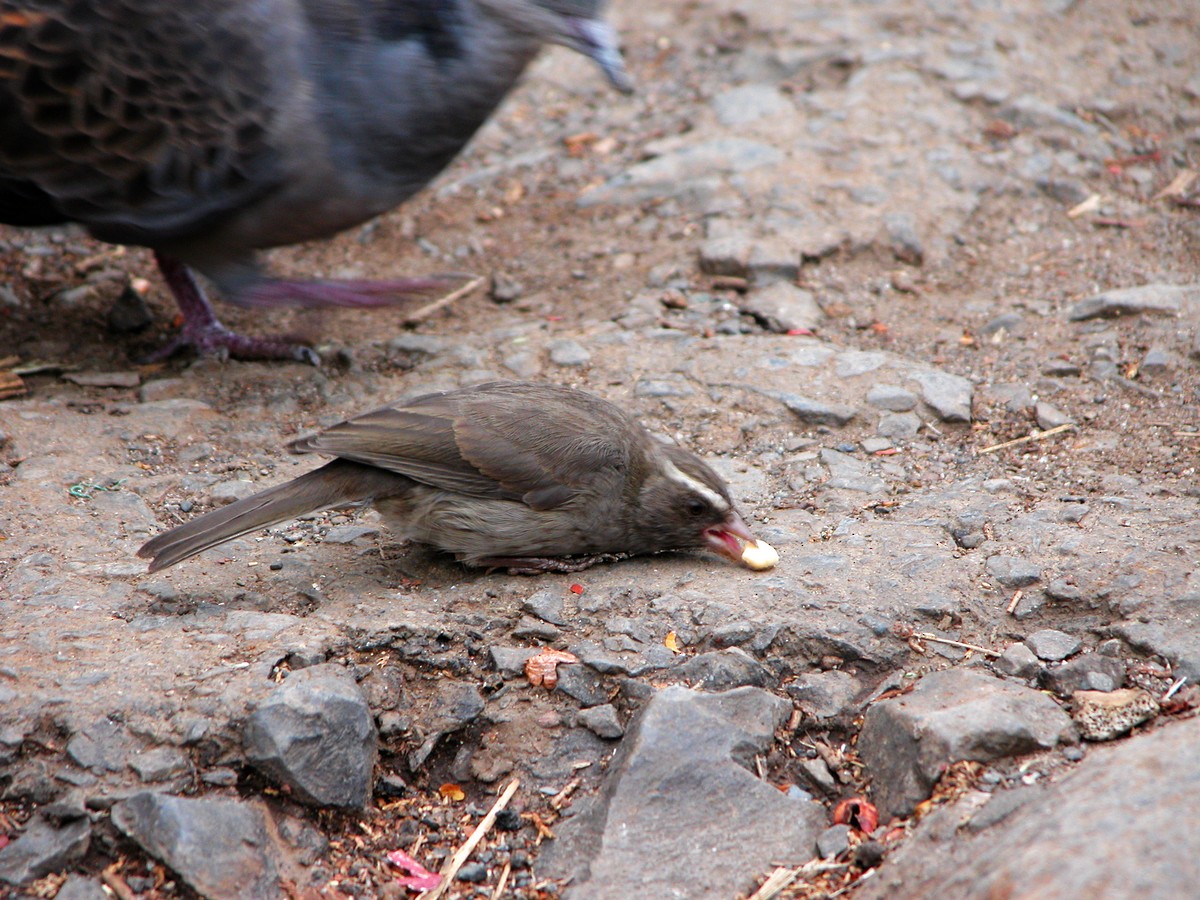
top-left (138, 380), bottom-right (766, 575)
top-left (0, 0), bottom-right (631, 362)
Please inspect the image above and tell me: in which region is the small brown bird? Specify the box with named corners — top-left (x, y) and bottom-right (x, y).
top-left (138, 381), bottom-right (761, 574)
top-left (0, 0), bottom-right (631, 362)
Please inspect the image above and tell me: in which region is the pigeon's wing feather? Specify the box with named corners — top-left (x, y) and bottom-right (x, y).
top-left (0, 0), bottom-right (285, 241)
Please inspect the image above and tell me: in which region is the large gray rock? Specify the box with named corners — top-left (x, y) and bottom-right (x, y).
top-left (859, 669), bottom-right (1076, 819)
top-left (0, 815), bottom-right (90, 886)
top-left (858, 717), bottom-right (1200, 899)
top-left (112, 793), bottom-right (280, 900)
top-left (540, 686), bottom-right (825, 898)
top-left (244, 664), bottom-right (377, 808)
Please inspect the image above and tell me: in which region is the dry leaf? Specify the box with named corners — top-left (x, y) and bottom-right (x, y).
top-left (524, 649), bottom-right (578, 688)
top-left (832, 797), bottom-right (879, 834)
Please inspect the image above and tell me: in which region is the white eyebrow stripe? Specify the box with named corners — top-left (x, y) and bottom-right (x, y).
top-left (663, 460), bottom-right (728, 511)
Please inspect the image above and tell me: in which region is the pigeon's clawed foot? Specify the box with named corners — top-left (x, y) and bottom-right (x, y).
top-left (143, 253), bottom-right (319, 365)
top-left (474, 553), bottom-right (633, 575)
top-left (139, 318), bottom-right (320, 365)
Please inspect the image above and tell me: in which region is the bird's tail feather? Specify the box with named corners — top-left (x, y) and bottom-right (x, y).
top-left (138, 460), bottom-right (405, 572)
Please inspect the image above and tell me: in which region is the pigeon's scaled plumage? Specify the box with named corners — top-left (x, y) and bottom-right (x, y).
top-left (137, 381), bottom-right (762, 575)
top-left (0, 0), bottom-right (629, 360)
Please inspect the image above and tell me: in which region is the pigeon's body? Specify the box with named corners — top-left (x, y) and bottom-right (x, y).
top-left (138, 381), bottom-right (759, 574)
top-left (0, 0), bottom-right (628, 359)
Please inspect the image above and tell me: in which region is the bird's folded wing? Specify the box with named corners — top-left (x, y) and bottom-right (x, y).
top-left (294, 384), bottom-right (634, 511)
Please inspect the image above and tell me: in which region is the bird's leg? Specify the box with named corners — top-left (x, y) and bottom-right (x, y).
top-left (141, 253), bottom-right (319, 364)
top-left (472, 553), bottom-right (633, 575)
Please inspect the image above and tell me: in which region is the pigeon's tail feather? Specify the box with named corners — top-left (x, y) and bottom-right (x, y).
top-left (138, 460), bottom-right (406, 571)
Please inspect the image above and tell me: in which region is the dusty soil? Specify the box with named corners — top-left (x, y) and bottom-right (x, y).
top-left (1, 0), bottom-right (1199, 897)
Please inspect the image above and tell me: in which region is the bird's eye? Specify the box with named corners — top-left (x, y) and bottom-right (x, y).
top-left (684, 497), bottom-right (708, 517)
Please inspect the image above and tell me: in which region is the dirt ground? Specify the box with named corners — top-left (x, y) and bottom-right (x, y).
top-left (1, 0), bottom-right (1199, 897)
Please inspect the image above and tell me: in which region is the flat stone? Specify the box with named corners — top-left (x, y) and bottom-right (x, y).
top-left (981, 312), bottom-right (1022, 336)
top-left (66, 718), bottom-right (136, 774)
top-left (555, 664), bottom-right (609, 707)
top-left (798, 757), bottom-right (839, 796)
top-left (985, 555), bottom-right (1041, 588)
top-left (52, 875), bottom-right (109, 900)
top-left (856, 716), bottom-right (1200, 900)
top-left (635, 376), bottom-right (695, 398)
top-left (748, 238), bottom-right (801, 282)
top-left (578, 704), bottom-right (624, 739)
top-left (1068, 283), bottom-right (1197, 320)
top-left (209, 478), bottom-right (258, 505)
top-left (547, 338), bottom-right (591, 367)
top-left (699, 235), bottom-right (752, 277)
top-left (674, 648), bottom-right (771, 690)
top-left (1040, 654), bottom-right (1125, 697)
top-left (912, 371), bottom-right (973, 422)
top-left (877, 412), bottom-right (922, 439)
top-left (489, 646), bottom-right (538, 677)
top-left (129, 746), bottom-right (191, 782)
top-left (817, 824), bottom-right (852, 859)
top-left (1139, 346), bottom-right (1172, 374)
top-left (0, 815), bottom-right (90, 886)
top-left (1035, 402), bottom-right (1073, 430)
top-left (539, 686), bottom-right (826, 897)
top-left (739, 282), bottom-right (822, 332)
top-left (866, 385), bottom-right (918, 411)
top-left (1045, 579), bottom-right (1083, 601)
top-left (244, 664), bottom-right (377, 808)
top-left (858, 669), bottom-right (1076, 820)
top-left (112, 793), bottom-right (280, 900)
top-left (522, 589), bottom-right (569, 626)
top-left (769, 392), bottom-right (858, 427)
top-left (994, 643), bottom-right (1040, 679)
top-left (1024, 630), bottom-right (1082, 662)
top-left (63, 371), bottom-right (141, 388)
top-left (785, 671), bottom-right (863, 721)
top-left (321, 525), bottom-right (379, 544)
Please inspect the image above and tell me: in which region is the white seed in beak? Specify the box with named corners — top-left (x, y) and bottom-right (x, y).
top-left (741, 539), bottom-right (779, 571)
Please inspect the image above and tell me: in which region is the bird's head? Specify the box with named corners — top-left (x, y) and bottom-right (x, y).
top-left (635, 445), bottom-right (759, 564)
top-left (478, 0), bottom-right (633, 92)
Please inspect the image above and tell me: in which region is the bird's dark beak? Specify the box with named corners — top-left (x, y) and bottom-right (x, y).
top-left (564, 17), bottom-right (634, 94)
top-left (703, 510), bottom-right (757, 564)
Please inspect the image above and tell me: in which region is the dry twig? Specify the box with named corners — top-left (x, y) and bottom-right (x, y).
top-left (1006, 590), bottom-right (1023, 615)
top-left (101, 863), bottom-right (137, 900)
top-left (913, 632), bottom-right (1001, 658)
top-left (978, 423), bottom-right (1074, 454)
top-left (490, 860), bottom-right (512, 900)
top-left (400, 275), bottom-right (485, 325)
top-left (427, 778), bottom-right (520, 900)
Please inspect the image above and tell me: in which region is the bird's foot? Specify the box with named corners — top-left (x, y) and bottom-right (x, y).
top-left (138, 319), bottom-right (319, 365)
top-left (148, 251), bottom-right (320, 364)
top-left (474, 553), bottom-right (633, 575)
top-left (237, 274), bottom-right (480, 310)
